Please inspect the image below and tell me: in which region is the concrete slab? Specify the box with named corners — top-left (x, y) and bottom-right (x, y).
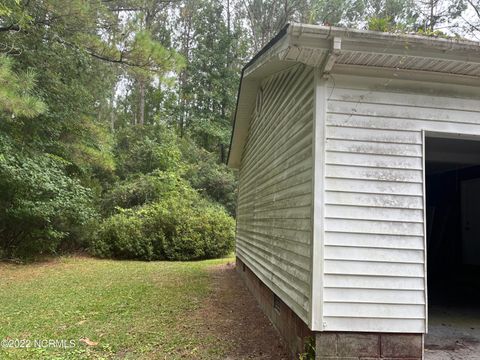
top-left (425, 305), bottom-right (480, 359)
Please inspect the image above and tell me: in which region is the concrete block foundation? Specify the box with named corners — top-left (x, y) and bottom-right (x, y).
top-left (316, 332), bottom-right (423, 360)
top-left (236, 257), bottom-right (313, 358)
top-left (236, 257), bottom-right (424, 360)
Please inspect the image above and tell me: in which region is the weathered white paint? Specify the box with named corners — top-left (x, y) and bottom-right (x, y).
top-left (422, 130), bottom-right (429, 329)
top-left (310, 70), bottom-right (327, 330)
top-left (320, 73), bottom-right (480, 333)
top-left (236, 64), bottom-right (314, 324)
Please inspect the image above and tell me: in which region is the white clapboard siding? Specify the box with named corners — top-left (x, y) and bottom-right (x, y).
top-left (320, 74), bottom-right (480, 333)
top-left (236, 64), bottom-right (314, 323)
top-left (326, 151), bottom-right (423, 169)
top-left (325, 246), bottom-right (424, 264)
top-left (325, 192), bottom-right (424, 209)
top-left (325, 178), bottom-right (423, 196)
top-left (326, 205), bottom-right (424, 223)
top-left (325, 318), bottom-right (425, 333)
top-left (326, 139), bottom-right (423, 157)
top-left (325, 164), bottom-right (423, 182)
top-left (324, 233), bottom-right (425, 250)
top-left (324, 303), bottom-right (426, 318)
top-left (324, 274), bottom-right (425, 290)
top-left (324, 260), bottom-right (425, 277)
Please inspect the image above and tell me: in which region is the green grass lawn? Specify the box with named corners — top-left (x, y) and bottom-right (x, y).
top-left (0, 256), bottom-right (233, 359)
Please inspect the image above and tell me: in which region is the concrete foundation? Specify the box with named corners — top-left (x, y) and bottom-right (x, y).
top-left (425, 305), bottom-right (480, 359)
top-left (236, 257), bottom-right (313, 358)
top-left (236, 257), bottom-right (424, 360)
top-left (316, 332), bottom-right (423, 360)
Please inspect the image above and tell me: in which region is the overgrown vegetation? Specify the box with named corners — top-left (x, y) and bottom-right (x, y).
top-left (0, 1), bottom-right (242, 261)
top-left (93, 191), bottom-right (234, 261)
top-left (0, 0), bottom-right (479, 260)
top-left (299, 337), bottom-right (316, 360)
top-left (0, 135), bottom-right (96, 258)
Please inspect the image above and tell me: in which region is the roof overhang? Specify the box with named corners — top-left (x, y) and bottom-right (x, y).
top-left (227, 23), bottom-right (480, 169)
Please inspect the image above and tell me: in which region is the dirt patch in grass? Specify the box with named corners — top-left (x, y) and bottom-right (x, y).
top-left (181, 262), bottom-right (289, 359)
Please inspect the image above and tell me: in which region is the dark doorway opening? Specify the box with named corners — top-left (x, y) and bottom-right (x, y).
top-left (425, 136), bottom-right (480, 358)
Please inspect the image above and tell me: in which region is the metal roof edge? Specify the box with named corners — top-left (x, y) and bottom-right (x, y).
top-left (227, 24), bottom-right (291, 168)
top-left (227, 23), bottom-right (480, 168)
top-left (288, 23), bottom-right (480, 52)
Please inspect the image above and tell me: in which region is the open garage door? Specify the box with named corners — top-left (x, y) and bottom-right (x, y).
top-left (425, 135), bottom-right (480, 359)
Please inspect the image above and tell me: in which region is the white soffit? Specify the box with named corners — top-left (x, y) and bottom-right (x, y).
top-left (227, 23), bottom-right (480, 168)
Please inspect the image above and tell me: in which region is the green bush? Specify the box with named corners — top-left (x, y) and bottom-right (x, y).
top-left (0, 135), bottom-right (96, 259)
top-left (92, 125), bottom-right (236, 262)
top-left (114, 125), bottom-right (182, 178)
top-left (91, 192), bottom-right (235, 261)
top-left (180, 139), bottom-right (237, 216)
top-left (90, 213), bottom-right (156, 260)
top-left (112, 126), bottom-right (237, 216)
top-left (101, 170), bottom-right (193, 215)
top-left (144, 196), bottom-right (235, 260)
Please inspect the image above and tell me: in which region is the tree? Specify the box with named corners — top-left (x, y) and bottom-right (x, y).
top-left (0, 56), bottom-right (46, 118)
top-left (173, 0), bottom-right (248, 161)
top-left (0, 0), bottom-right (118, 257)
top-left (0, 0), bottom-right (31, 32)
top-left (365, 0), bottom-right (418, 29)
top-left (457, 0), bottom-right (480, 38)
top-left (415, 0), bottom-right (465, 32)
top-left (113, 0), bottom-right (184, 126)
top-left (241, 0), bottom-right (311, 52)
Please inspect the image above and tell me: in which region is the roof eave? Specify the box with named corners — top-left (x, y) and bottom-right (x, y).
top-left (227, 26), bottom-right (292, 169)
top-left (227, 23), bottom-right (480, 169)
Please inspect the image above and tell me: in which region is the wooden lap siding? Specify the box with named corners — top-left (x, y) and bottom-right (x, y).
top-left (236, 64), bottom-right (315, 324)
top-left (322, 74), bottom-right (480, 333)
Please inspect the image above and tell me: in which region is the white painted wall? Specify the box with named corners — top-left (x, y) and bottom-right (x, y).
top-left (236, 64), bottom-right (315, 324)
top-left (318, 73), bottom-right (480, 333)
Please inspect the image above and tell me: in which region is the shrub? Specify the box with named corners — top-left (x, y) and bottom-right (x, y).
top-left (90, 212), bottom-right (156, 261)
top-left (114, 125), bottom-right (182, 178)
top-left (143, 196), bottom-right (235, 260)
top-left (112, 126), bottom-right (237, 216)
top-left (195, 205), bottom-right (236, 259)
top-left (0, 135), bottom-right (96, 259)
top-left (101, 170), bottom-right (194, 215)
top-left (180, 139), bottom-right (237, 216)
top-left (91, 192), bottom-right (235, 261)
top-left (185, 161), bottom-right (237, 216)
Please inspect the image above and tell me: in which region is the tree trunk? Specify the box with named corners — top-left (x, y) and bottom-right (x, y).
top-left (138, 79), bottom-right (145, 126)
top-left (227, 0), bottom-right (231, 36)
top-left (178, 5), bottom-right (193, 137)
top-left (110, 94), bottom-right (115, 132)
top-left (220, 143), bottom-right (225, 163)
